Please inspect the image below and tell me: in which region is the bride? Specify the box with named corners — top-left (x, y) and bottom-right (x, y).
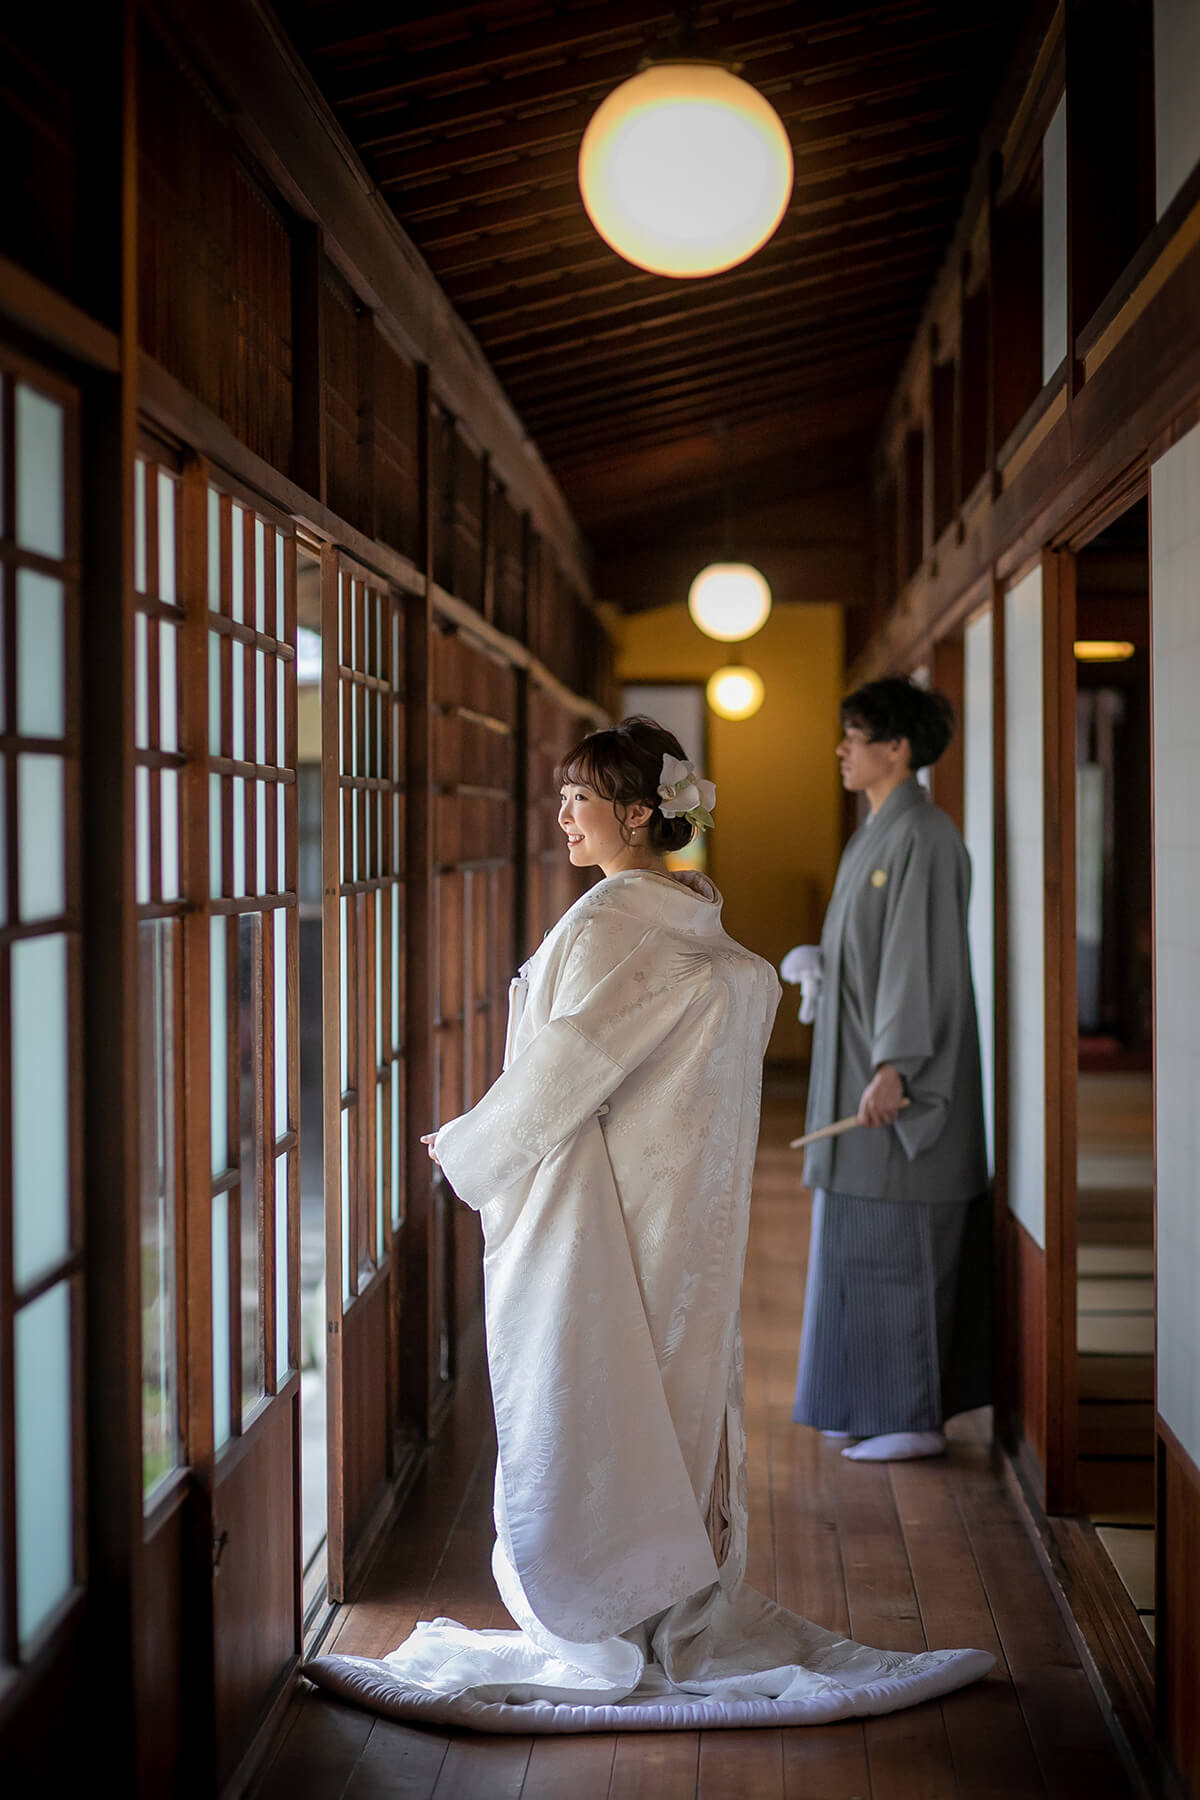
top-left (307, 716), bottom-right (991, 1731)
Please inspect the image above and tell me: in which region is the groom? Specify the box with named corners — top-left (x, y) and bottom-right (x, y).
top-left (783, 677), bottom-right (990, 1462)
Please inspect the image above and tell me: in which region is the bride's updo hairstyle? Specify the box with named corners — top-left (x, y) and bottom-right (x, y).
top-left (558, 715), bottom-right (695, 853)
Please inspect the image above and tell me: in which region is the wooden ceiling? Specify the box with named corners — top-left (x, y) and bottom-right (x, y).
top-left (277, 0), bottom-right (1023, 571)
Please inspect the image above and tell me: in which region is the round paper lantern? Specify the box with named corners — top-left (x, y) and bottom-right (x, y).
top-left (707, 666), bottom-right (765, 721)
top-left (688, 562), bottom-right (772, 641)
top-left (578, 63), bottom-right (793, 278)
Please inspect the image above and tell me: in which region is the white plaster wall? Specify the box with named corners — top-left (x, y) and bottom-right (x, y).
top-left (1042, 97), bottom-right (1068, 385)
top-left (964, 611), bottom-right (995, 1175)
top-left (1154, 0), bottom-right (1200, 217)
top-left (1150, 428), bottom-right (1200, 1467)
top-left (1006, 569), bottom-right (1046, 1247)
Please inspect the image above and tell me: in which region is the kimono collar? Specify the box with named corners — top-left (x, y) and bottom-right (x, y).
top-left (593, 868), bottom-right (725, 936)
top-left (865, 775), bottom-right (928, 833)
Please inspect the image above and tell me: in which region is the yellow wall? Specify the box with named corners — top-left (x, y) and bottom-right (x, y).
top-left (615, 602), bottom-right (845, 1064)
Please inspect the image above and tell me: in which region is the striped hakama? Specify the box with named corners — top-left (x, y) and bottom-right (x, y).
top-left (792, 1189), bottom-right (991, 1437)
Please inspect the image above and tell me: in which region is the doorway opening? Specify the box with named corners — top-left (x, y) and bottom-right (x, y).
top-left (296, 545), bottom-right (327, 1615)
top-left (1073, 498), bottom-right (1154, 1643)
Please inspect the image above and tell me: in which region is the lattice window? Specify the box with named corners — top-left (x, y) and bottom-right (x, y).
top-left (0, 353), bottom-right (83, 1662)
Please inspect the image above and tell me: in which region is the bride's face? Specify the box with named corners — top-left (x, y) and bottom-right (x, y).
top-left (558, 779), bottom-right (650, 870)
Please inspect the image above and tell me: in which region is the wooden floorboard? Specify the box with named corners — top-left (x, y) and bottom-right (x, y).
top-left (251, 1096), bottom-right (1132, 1799)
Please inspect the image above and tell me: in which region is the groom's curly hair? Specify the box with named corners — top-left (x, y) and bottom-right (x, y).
top-left (840, 677), bottom-right (955, 771)
top-left (558, 716), bottom-right (695, 853)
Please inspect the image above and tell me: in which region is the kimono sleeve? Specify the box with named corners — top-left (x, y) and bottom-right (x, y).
top-left (433, 922), bottom-right (712, 1210)
top-left (871, 826), bottom-right (970, 1160)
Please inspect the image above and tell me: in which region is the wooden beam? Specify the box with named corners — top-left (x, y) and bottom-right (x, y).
top-left (468, 216), bottom-right (954, 345)
top-left (409, 153), bottom-right (968, 254)
top-left (386, 114), bottom-right (975, 218)
top-left (479, 234), bottom-right (944, 363)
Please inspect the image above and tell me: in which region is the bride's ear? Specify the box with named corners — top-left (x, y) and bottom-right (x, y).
top-left (625, 801), bottom-right (654, 833)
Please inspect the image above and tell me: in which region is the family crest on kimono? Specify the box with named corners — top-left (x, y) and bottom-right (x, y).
top-left (784, 676), bottom-right (992, 1464)
top-left (307, 714), bottom-right (992, 1733)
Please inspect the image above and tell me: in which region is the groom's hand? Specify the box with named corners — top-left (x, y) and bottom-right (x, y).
top-left (858, 1064), bottom-right (904, 1128)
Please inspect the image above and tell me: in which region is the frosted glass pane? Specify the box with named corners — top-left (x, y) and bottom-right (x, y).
top-left (391, 1062), bottom-right (402, 1226)
top-left (135, 765), bottom-right (151, 905)
top-left (351, 685), bottom-right (359, 775)
top-left (254, 518), bottom-right (266, 632)
top-left (376, 1087), bottom-right (385, 1256)
top-left (275, 533), bottom-right (285, 639)
top-left (338, 572), bottom-right (345, 661)
top-left (212, 1191), bottom-right (231, 1450)
top-left (232, 777), bottom-right (245, 897)
top-left (351, 789), bottom-right (358, 882)
top-left (134, 609), bottom-right (149, 749)
top-left (0, 757), bottom-right (7, 925)
top-left (231, 504), bottom-right (245, 623)
top-left (376, 897), bottom-right (384, 1066)
top-left (157, 471), bottom-right (176, 604)
top-left (256, 650), bottom-right (266, 766)
top-left (275, 1153), bottom-right (289, 1379)
top-left (18, 568), bottom-right (65, 738)
top-left (16, 1282), bottom-right (73, 1645)
top-left (209, 773), bottom-right (223, 898)
top-left (18, 754), bottom-right (65, 920)
top-left (391, 894), bottom-right (400, 1045)
top-left (341, 1108), bottom-right (351, 1299)
top-left (231, 641), bottom-right (245, 761)
top-left (276, 661), bottom-right (286, 767)
top-left (394, 793), bottom-right (401, 876)
top-left (239, 913), bottom-right (264, 1416)
top-left (161, 768), bottom-right (180, 902)
top-left (274, 907), bottom-right (288, 1131)
top-left (16, 383), bottom-right (64, 559)
top-left (340, 897), bottom-right (349, 1088)
top-left (211, 917), bottom-right (228, 1173)
top-left (159, 622), bottom-right (178, 753)
top-left (12, 933), bottom-right (69, 1288)
top-left (277, 783), bottom-right (286, 892)
top-left (208, 632), bottom-right (221, 756)
top-left (139, 921), bottom-right (179, 1497)
top-left (134, 459), bottom-right (147, 593)
top-left (257, 783), bottom-right (267, 894)
top-left (207, 488), bottom-right (221, 610)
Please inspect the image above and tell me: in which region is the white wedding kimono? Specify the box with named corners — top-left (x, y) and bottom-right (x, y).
top-left (307, 871), bottom-right (992, 1732)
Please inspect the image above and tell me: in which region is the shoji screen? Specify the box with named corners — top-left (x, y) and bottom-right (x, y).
top-left (1005, 567), bottom-right (1046, 1247)
top-left (320, 552), bottom-right (406, 1592)
top-left (431, 625), bottom-right (517, 1334)
top-left (964, 608), bottom-right (995, 1174)
top-left (0, 354), bottom-right (84, 1666)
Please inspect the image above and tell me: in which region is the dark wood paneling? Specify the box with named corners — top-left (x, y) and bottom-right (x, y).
top-left (137, 1493), bottom-right (186, 1797)
top-left (211, 1394), bottom-right (298, 1787)
top-left (342, 1274), bottom-right (391, 1552)
top-left (930, 636), bottom-right (965, 831)
top-left (1005, 1210), bottom-right (1047, 1480)
top-left (321, 261), bottom-right (361, 534)
top-left (374, 331), bottom-right (421, 567)
top-left (137, 22), bottom-right (293, 474)
top-left (1160, 1421), bottom-right (1200, 1795)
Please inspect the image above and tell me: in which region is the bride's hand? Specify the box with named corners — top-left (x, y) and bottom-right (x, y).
top-left (420, 1132), bottom-right (441, 1167)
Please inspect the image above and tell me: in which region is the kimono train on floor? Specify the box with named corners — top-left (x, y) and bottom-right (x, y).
top-left (307, 870), bottom-right (993, 1732)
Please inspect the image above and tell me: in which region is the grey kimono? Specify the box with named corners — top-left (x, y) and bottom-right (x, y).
top-left (794, 777), bottom-right (991, 1435)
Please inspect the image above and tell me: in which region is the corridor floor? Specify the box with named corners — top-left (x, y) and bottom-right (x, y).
top-left (254, 1096), bottom-right (1134, 1799)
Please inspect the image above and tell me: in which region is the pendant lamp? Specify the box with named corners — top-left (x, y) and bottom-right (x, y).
top-left (578, 61), bottom-right (793, 278)
top-left (706, 664), bottom-right (765, 721)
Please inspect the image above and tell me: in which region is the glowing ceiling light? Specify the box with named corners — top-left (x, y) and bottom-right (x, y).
top-left (688, 562), bottom-right (772, 641)
top-left (1073, 640), bottom-right (1136, 662)
top-left (707, 665), bottom-right (765, 721)
top-left (577, 62), bottom-right (793, 278)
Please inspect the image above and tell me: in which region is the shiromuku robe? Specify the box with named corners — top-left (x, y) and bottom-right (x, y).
top-left (307, 868), bottom-right (993, 1731)
top-left (802, 777), bottom-right (988, 1203)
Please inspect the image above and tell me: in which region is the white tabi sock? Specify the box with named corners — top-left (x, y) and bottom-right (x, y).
top-left (841, 1430), bottom-right (946, 1462)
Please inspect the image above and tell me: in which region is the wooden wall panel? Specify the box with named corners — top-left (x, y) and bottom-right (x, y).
top-left (211, 1396), bottom-right (297, 1787)
top-left (374, 334), bottom-right (421, 567)
top-left (1160, 1422), bottom-right (1200, 1795)
top-left (341, 1275), bottom-right (390, 1555)
top-left (321, 264), bottom-right (361, 535)
top-left (137, 25), bottom-right (292, 472)
top-left (1004, 1209), bottom-right (1048, 1477)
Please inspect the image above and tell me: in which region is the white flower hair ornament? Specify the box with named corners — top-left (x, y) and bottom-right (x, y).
top-left (657, 754), bottom-right (717, 832)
